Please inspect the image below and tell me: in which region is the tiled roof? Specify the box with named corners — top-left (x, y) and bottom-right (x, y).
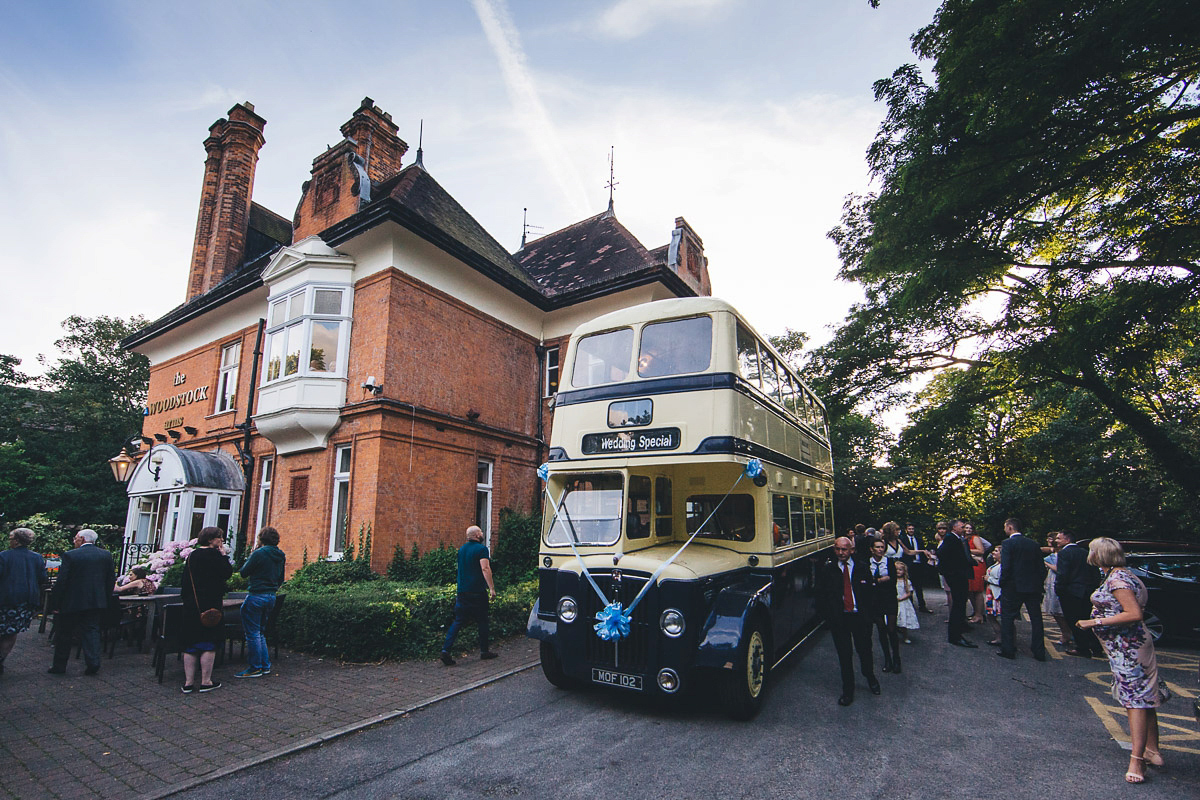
top-left (517, 212), bottom-right (655, 297)
top-left (370, 165), bottom-right (543, 295)
top-left (130, 170), bottom-right (689, 347)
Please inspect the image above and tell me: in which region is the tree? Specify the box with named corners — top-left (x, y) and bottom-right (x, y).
top-left (0, 315), bottom-right (148, 525)
top-left (828, 0), bottom-right (1200, 499)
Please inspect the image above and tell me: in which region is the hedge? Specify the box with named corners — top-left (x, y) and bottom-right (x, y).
top-left (275, 579), bottom-right (538, 662)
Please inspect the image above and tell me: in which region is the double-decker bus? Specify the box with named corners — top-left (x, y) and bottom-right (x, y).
top-left (527, 297), bottom-right (835, 718)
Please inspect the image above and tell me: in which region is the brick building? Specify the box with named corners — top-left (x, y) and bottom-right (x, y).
top-left (119, 98), bottom-right (711, 575)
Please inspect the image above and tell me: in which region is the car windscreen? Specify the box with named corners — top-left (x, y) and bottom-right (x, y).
top-left (545, 474), bottom-right (624, 546)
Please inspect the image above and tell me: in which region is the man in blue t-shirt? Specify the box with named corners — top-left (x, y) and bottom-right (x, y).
top-left (440, 526), bottom-right (498, 666)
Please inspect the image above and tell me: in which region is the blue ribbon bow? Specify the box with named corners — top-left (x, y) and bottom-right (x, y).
top-left (594, 602), bottom-right (632, 641)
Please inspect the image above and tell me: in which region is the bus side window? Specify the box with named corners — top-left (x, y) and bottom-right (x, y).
top-left (654, 476), bottom-right (673, 538)
top-left (772, 494), bottom-right (791, 546)
top-left (761, 351), bottom-right (781, 404)
top-left (789, 496), bottom-right (805, 542)
top-left (803, 496), bottom-right (817, 540)
top-left (686, 494), bottom-right (755, 542)
top-left (626, 475), bottom-right (651, 539)
top-left (736, 322), bottom-right (760, 389)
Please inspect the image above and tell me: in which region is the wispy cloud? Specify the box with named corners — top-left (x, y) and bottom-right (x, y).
top-left (596, 0), bottom-right (736, 40)
top-left (470, 0), bottom-right (590, 218)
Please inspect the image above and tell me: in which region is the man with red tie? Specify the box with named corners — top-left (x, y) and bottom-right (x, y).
top-left (816, 537), bottom-right (881, 706)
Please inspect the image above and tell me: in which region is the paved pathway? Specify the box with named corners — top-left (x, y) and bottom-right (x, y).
top-left (0, 625), bottom-right (539, 800)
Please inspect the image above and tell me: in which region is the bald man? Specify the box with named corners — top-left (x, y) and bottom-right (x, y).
top-left (816, 537), bottom-right (881, 706)
top-left (440, 526), bottom-right (498, 666)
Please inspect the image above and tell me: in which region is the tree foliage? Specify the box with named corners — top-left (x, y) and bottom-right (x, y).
top-left (0, 315), bottom-right (148, 526)
top-left (827, 1), bottom-right (1200, 504)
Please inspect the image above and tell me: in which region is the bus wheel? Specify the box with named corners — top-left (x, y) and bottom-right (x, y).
top-left (540, 641), bottom-right (578, 689)
top-left (722, 619), bottom-right (769, 720)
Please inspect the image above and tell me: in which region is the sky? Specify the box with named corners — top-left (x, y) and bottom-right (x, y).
top-left (0, 0), bottom-right (942, 377)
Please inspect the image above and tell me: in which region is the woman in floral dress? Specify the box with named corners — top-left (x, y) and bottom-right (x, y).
top-left (1076, 537), bottom-right (1169, 784)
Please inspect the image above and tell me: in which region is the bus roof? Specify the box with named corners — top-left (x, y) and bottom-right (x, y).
top-left (571, 297), bottom-right (741, 337)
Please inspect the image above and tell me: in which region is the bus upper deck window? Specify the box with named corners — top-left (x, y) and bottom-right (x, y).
top-left (637, 316), bottom-right (712, 378)
top-left (736, 322), bottom-right (760, 388)
top-left (572, 328), bottom-right (634, 387)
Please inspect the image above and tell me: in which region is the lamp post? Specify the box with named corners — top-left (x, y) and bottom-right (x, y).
top-left (108, 449), bottom-right (137, 483)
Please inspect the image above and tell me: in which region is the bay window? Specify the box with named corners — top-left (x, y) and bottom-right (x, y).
top-left (263, 285), bottom-right (350, 383)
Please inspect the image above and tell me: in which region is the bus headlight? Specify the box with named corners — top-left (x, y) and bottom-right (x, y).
top-left (660, 608), bottom-right (685, 638)
top-left (657, 668), bottom-right (681, 693)
top-left (557, 596), bottom-right (578, 623)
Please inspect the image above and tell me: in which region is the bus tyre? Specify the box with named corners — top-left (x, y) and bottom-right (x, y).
top-left (722, 619), bottom-right (769, 720)
top-left (540, 641), bottom-right (577, 689)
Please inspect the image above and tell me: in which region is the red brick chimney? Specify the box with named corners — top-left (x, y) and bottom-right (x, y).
top-left (669, 217), bottom-right (711, 296)
top-left (292, 98), bottom-right (408, 242)
top-left (186, 102), bottom-right (267, 301)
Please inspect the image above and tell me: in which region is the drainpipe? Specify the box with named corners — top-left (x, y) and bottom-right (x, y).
top-left (234, 318), bottom-right (265, 562)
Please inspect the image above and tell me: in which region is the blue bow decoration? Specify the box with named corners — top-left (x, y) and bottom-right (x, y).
top-left (537, 463), bottom-right (550, 481)
top-left (744, 458), bottom-right (764, 478)
top-left (594, 602), bottom-right (631, 641)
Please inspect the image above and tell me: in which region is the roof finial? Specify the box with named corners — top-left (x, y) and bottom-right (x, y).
top-left (605, 145), bottom-right (618, 217)
top-left (414, 119), bottom-right (425, 168)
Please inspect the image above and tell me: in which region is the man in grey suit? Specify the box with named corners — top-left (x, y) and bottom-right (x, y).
top-left (997, 517), bottom-right (1047, 661)
top-left (49, 529), bottom-right (115, 676)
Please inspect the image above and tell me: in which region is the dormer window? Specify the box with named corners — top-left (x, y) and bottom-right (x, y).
top-left (263, 286), bottom-right (350, 383)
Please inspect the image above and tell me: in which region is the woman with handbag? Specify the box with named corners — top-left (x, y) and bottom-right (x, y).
top-left (180, 527), bottom-right (233, 694)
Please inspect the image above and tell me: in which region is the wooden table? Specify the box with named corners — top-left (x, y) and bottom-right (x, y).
top-left (118, 595), bottom-right (243, 651)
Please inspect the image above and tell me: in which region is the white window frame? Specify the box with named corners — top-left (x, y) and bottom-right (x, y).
top-left (328, 445), bottom-right (352, 558)
top-left (262, 285), bottom-right (351, 384)
top-left (215, 340), bottom-right (241, 413)
top-left (255, 456), bottom-right (274, 534)
top-left (475, 459), bottom-right (494, 546)
top-left (544, 346), bottom-right (560, 397)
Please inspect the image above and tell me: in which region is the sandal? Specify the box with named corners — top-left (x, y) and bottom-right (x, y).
top-left (1125, 755), bottom-right (1145, 784)
top-left (1143, 749), bottom-right (1164, 768)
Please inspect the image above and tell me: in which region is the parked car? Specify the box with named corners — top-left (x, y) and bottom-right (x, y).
top-left (1120, 542), bottom-right (1200, 643)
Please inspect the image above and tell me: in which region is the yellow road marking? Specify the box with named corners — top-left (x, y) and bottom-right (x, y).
top-left (1084, 696), bottom-right (1200, 754)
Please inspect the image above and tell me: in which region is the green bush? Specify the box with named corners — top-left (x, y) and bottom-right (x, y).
top-left (491, 508), bottom-right (540, 588)
top-left (386, 543), bottom-right (419, 582)
top-left (276, 579), bottom-right (538, 661)
top-left (283, 557), bottom-right (378, 593)
top-left (161, 562), bottom-right (185, 588)
top-left (418, 543), bottom-right (457, 586)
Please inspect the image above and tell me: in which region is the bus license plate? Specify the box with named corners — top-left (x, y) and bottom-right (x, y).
top-left (591, 668), bottom-right (643, 691)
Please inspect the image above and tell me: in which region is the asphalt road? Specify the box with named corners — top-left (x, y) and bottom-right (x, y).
top-left (169, 626), bottom-right (1199, 800)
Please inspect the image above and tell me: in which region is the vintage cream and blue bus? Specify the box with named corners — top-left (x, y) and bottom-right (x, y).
top-left (527, 297), bottom-right (835, 718)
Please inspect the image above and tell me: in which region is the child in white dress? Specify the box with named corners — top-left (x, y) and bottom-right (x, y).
top-left (895, 561), bottom-right (919, 643)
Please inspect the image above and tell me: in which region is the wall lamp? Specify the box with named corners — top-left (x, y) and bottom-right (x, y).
top-left (361, 375), bottom-right (383, 396)
top-left (149, 452), bottom-right (164, 482)
top-left (107, 449), bottom-right (137, 483)
top-left (167, 429), bottom-right (182, 440)
top-left (183, 426), bottom-right (199, 436)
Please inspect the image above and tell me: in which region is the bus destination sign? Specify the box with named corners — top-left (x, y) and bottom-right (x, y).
top-left (581, 427), bottom-right (681, 455)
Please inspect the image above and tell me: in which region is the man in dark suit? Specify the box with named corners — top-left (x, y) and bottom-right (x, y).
top-left (997, 517), bottom-right (1047, 660)
top-left (49, 529), bottom-right (115, 676)
top-left (867, 537), bottom-right (902, 673)
top-left (900, 522), bottom-right (933, 612)
top-left (936, 519), bottom-right (978, 648)
top-left (1054, 530), bottom-right (1102, 657)
top-left (816, 537), bottom-right (881, 706)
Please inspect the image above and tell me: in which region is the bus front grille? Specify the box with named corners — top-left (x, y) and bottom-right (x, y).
top-left (578, 574), bottom-right (654, 671)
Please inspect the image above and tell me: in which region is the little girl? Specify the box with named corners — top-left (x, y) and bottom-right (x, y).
top-left (895, 561), bottom-right (920, 643)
